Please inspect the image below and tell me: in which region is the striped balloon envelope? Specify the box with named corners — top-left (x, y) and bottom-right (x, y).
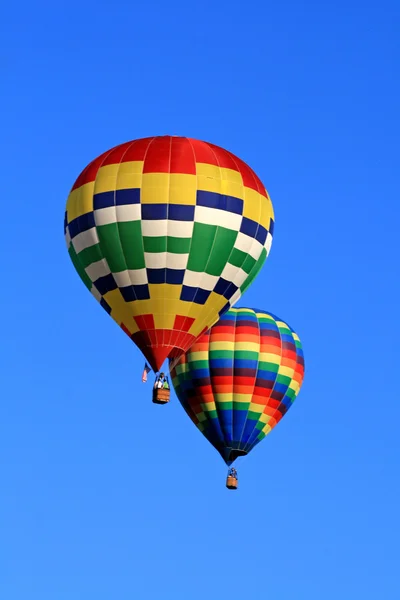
top-left (65, 136), bottom-right (274, 372)
top-left (169, 307), bottom-right (305, 465)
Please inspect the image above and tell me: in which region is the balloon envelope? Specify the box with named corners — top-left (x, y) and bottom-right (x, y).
top-left (65, 136), bottom-right (274, 371)
top-left (170, 307), bottom-right (305, 465)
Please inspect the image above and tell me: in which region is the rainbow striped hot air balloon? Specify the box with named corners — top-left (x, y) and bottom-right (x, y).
top-left (64, 136), bottom-right (274, 374)
top-left (170, 307), bottom-right (305, 487)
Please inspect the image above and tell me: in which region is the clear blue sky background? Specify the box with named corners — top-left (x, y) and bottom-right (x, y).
top-left (1, 1), bottom-right (399, 598)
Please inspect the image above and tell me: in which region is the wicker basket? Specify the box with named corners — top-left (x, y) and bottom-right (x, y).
top-left (226, 476), bottom-right (238, 490)
top-left (152, 388), bottom-right (170, 405)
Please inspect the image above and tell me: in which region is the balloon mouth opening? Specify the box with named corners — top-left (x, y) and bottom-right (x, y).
top-left (227, 449), bottom-right (247, 462)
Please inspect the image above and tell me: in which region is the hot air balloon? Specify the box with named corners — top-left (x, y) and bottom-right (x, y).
top-left (169, 307), bottom-right (305, 488)
top-left (64, 136), bottom-right (275, 391)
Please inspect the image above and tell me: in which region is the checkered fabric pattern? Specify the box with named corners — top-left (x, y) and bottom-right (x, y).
top-left (65, 136), bottom-right (274, 371)
top-left (169, 307), bottom-right (305, 465)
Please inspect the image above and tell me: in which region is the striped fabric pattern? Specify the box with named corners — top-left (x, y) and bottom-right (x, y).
top-left (65, 136), bottom-right (274, 371)
top-left (170, 307), bottom-right (305, 465)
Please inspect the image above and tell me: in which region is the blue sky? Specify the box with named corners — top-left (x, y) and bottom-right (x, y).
top-left (1, 0), bottom-right (399, 598)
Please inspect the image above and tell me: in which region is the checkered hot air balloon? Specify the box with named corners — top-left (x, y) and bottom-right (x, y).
top-left (169, 308), bottom-right (305, 486)
top-left (64, 136), bottom-right (274, 373)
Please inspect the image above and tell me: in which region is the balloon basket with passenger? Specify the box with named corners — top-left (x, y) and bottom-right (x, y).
top-left (226, 467), bottom-right (238, 490)
top-left (152, 372), bottom-right (171, 405)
